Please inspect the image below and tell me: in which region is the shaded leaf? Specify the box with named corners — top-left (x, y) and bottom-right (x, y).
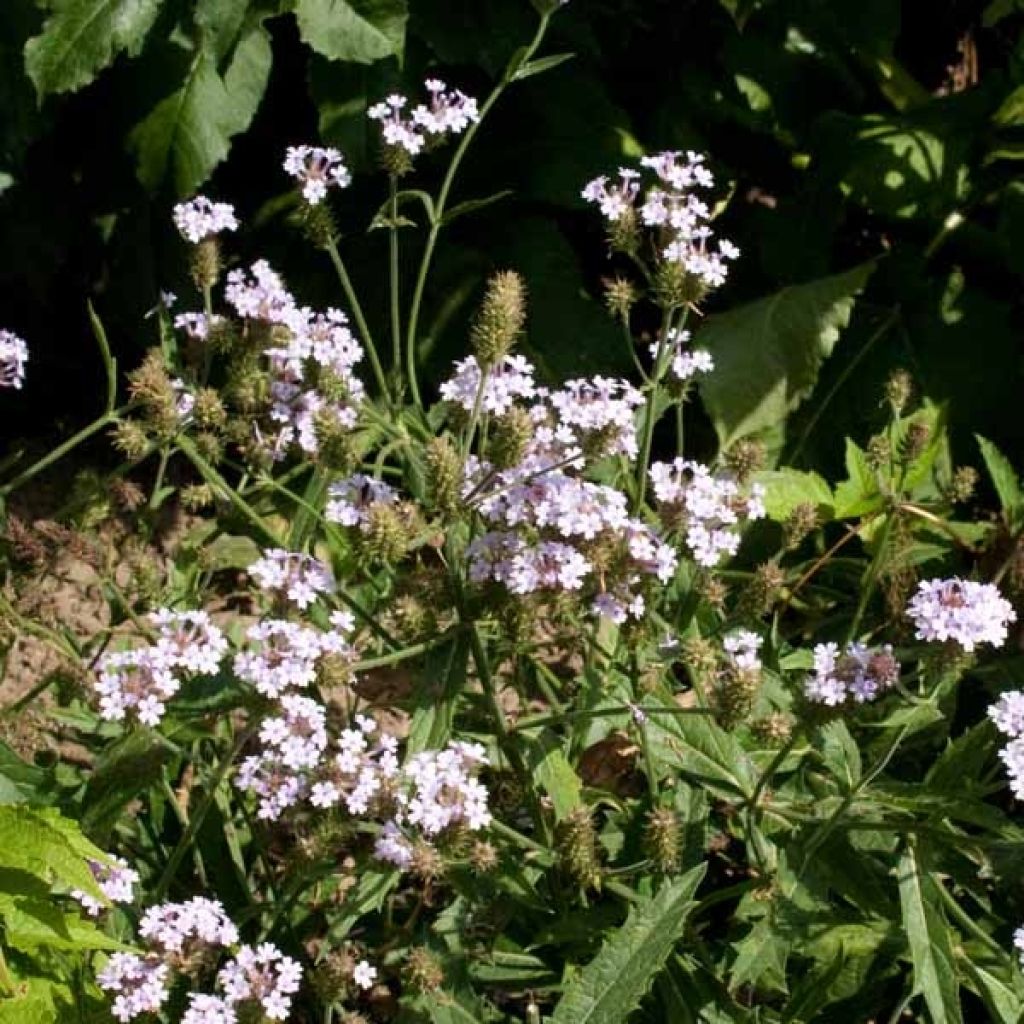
top-left (24, 0), bottom-right (160, 97)
top-left (698, 263), bottom-right (875, 448)
top-left (293, 0), bottom-right (407, 64)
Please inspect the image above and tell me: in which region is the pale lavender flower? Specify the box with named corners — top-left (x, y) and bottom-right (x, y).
top-left (139, 896), bottom-right (239, 955)
top-left (906, 577), bottom-right (1015, 652)
top-left (1000, 737), bottom-right (1024, 799)
top-left (989, 691), bottom-right (1024, 737)
top-left (1016, 926), bottom-right (1024, 967)
top-left (94, 648), bottom-right (180, 727)
top-left (439, 354), bottom-right (537, 416)
top-left (368, 94), bottom-right (424, 156)
top-left (547, 376), bottom-right (644, 459)
top-left (218, 943), bottom-right (302, 1021)
top-left (650, 329), bottom-right (714, 382)
top-left (249, 549), bottom-right (336, 609)
top-left (260, 694), bottom-right (329, 771)
top-left (283, 145), bottom-right (351, 204)
top-left (182, 994), bottom-right (237, 1024)
top-left (581, 169), bottom-right (641, 220)
top-left (237, 754), bottom-right (310, 820)
top-left (0, 330), bottom-right (28, 389)
top-left (325, 473), bottom-right (399, 529)
top-left (412, 79), bottom-right (479, 136)
top-left (353, 959), bottom-right (377, 990)
top-left (724, 630), bottom-right (763, 673)
top-left (97, 953), bottom-right (170, 1022)
top-left (73, 856), bottom-right (139, 917)
top-left (173, 196), bottom-right (238, 244)
top-left (805, 642), bottom-right (899, 706)
top-left (225, 260), bottom-right (297, 325)
top-left (373, 819), bottom-right (414, 868)
top-left (174, 311), bottom-right (225, 341)
top-left (649, 458), bottom-right (764, 567)
top-left (151, 609), bottom-right (228, 675)
top-left (234, 619), bottom-right (327, 698)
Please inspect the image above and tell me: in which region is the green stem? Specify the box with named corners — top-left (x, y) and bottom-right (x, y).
top-left (324, 236), bottom-right (389, 401)
top-left (634, 307), bottom-right (680, 513)
top-left (0, 410), bottom-right (120, 497)
top-left (845, 509), bottom-right (897, 644)
top-left (388, 174), bottom-right (402, 399)
top-left (404, 11), bottom-right (553, 411)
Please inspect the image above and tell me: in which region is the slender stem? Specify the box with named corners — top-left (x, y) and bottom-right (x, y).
top-left (352, 629), bottom-right (461, 671)
top-left (0, 410), bottom-right (120, 497)
top-left (634, 307), bottom-right (681, 512)
top-left (746, 734), bottom-right (800, 810)
top-left (324, 236), bottom-right (389, 401)
top-left (845, 509), bottom-right (897, 644)
top-left (388, 175), bottom-right (402, 400)
top-left (404, 11), bottom-right (553, 410)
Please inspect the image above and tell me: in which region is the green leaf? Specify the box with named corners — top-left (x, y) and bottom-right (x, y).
top-left (0, 807), bottom-right (105, 899)
top-left (833, 438), bottom-right (884, 519)
top-left (818, 720), bottom-right (862, 792)
top-left (550, 865), bottom-right (707, 1024)
top-left (698, 263), bottom-right (875, 448)
top-left (293, 0), bottom-right (407, 64)
top-left (130, 26), bottom-right (271, 195)
top-left (960, 958), bottom-right (1024, 1024)
top-left (993, 86), bottom-right (1024, 127)
top-left (195, 0), bottom-right (253, 59)
top-left (441, 190), bottom-right (514, 226)
top-left (24, 0), bottom-right (160, 97)
top-left (897, 844), bottom-right (963, 1024)
top-left (752, 468), bottom-right (833, 521)
top-left (512, 52), bottom-right (575, 81)
top-left (730, 916), bottom-right (789, 995)
top-left (528, 733), bottom-right (582, 822)
top-left (0, 893), bottom-right (127, 953)
top-left (976, 434), bottom-right (1024, 528)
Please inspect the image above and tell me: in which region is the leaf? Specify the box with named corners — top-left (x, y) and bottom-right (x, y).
top-left (195, 0), bottom-right (253, 59)
top-left (993, 86), bottom-right (1024, 127)
top-left (24, 0), bottom-right (160, 97)
top-left (976, 434), bottom-right (1024, 528)
top-left (130, 26), bottom-right (271, 195)
top-left (0, 806), bottom-right (105, 899)
top-left (529, 733), bottom-right (582, 821)
top-left (752, 468), bottom-right (833, 521)
top-left (819, 720), bottom-right (862, 792)
top-left (730, 916), bottom-right (789, 995)
top-left (0, 893), bottom-right (127, 952)
top-left (550, 865), bottom-right (707, 1024)
top-left (833, 438), bottom-right (884, 519)
top-left (960, 958), bottom-right (1024, 1024)
top-left (897, 844), bottom-right (963, 1024)
top-left (442, 190), bottom-right (514, 226)
top-left (698, 263), bottom-right (875, 448)
top-left (512, 52), bottom-right (575, 81)
top-left (293, 0), bottom-right (407, 64)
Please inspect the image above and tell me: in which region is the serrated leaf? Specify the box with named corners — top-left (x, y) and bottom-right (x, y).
top-left (24, 0), bottom-right (160, 96)
top-left (698, 262), bottom-right (875, 448)
top-left (976, 434), bottom-right (1024, 528)
top-left (0, 893), bottom-right (128, 953)
top-left (819, 720), bottom-right (862, 791)
top-left (130, 26), bottom-right (271, 195)
top-left (897, 844), bottom-right (963, 1024)
top-left (753, 468), bottom-right (833, 521)
top-left (195, 0), bottom-right (253, 59)
top-left (833, 438), bottom-right (884, 519)
top-left (293, 0), bottom-right (407, 64)
top-left (0, 806), bottom-right (105, 899)
top-left (730, 916), bottom-right (789, 995)
top-left (960, 958), bottom-right (1024, 1023)
top-left (550, 865), bottom-right (707, 1024)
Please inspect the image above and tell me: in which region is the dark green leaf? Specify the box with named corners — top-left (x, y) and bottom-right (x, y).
top-left (293, 0), bottom-right (407, 64)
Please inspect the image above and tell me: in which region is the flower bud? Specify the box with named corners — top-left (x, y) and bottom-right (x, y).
top-left (899, 420), bottom-right (931, 464)
top-left (783, 502), bottom-right (818, 550)
top-left (313, 410), bottom-right (355, 471)
top-left (299, 200), bottom-right (337, 249)
top-left (404, 947), bottom-right (444, 993)
top-left (750, 712), bottom-right (793, 746)
top-left (488, 406), bottom-right (534, 470)
top-left (603, 276), bottom-right (638, 324)
top-left (654, 259), bottom-right (706, 308)
top-left (712, 664), bottom-right (761, 730)
top-left (409, 840), bottom-right (444, 882)
top-left (361, 501), bottom-right (416, 563)
top-left (193, 388), bottom-right (227, 432)
top-left (866, 433), bottom-right (891, 470)
top-left (194, 430), bottom-right (224, 465)
top-left (471, 271), bottom-right (527, 366)
top-left (469, 839), bottom-right (499, 874)
top-left (884, 368), bottom-right (913, 416)
top-left (181, 483), bottom-right (215, 511)
top-left (724, 438), bottom-right (766, 484)
top-left (608, 207), bottom-right (641, 257)
top-left (111, 420), bottom-right (150, 461)
top-left (743, 560), bottom-right (785, 616)
top-left (425, 436), bottom-right (464, 517)
top-left (190, 237), bottom-right (221, 290)
top-left (644, 807), bottom-right (681, 873)
top-left (558, 807), bottom-right (601, 889)
top-left (944, 465), bottom-right (978, 504)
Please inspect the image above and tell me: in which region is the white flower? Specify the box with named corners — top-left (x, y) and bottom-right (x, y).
top-left (906, 577), bottom-right (1015, 652)
top-left (0, 329), bottom-right (28, 389)
top-left (72, 856), bottom-right (139, 917)
top-left (219, 943), bottom-right (302, 1021)
top-left (139, 897), bottom-right (239, 954)
top-left (283, 145), bottom-right (351, 204)
top-left (804, 642), bottom-right (899, 705)
top-left (353, 959), bottom-right (377, 990)
top-left (249, 549), bottom-right (336, 608)
top-left (97, 954), bottom-right (170, 1022)
top-left (173, 196), bottom-right (238, 244)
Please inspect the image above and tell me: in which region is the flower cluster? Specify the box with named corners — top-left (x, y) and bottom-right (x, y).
top-left (546, 376), bottom-right (644, 459)
top-left (283, 145), bottom-right (351, 205)
top-left (805, 642), bottom-right (899, 706)
top-left (93, 610), bottom-right (227, 726)
top-left (220, 260), bottom-right (366, 459)
top-left (368, 79), bottom-right (479, 158)
top-left (440, 355), bottom-right (538, 417)
top-left (98, 897), bottom-right (301, 1023)
top-left (583, 151), bottom-right (739, 291)
top-left (173, 197), bottom-right (239, 244)
top-left (906, 577), bottom-right (1015, 652)
top-left (72, 856), bottom-right (139, 917)
top-left (325, 473), bottom-right (399, 529)
top-left (723, 630), bottom-right (763, 674)
top-left (651, 328), bottom-right (714, 383)
top-left (649, 458), bottom-right (765, 567)
top-left (468, 461), bottom-right (677, 622)
top-left (0, 329), bottom-right (28, 389)
top-left (989, 690), bottom-right (1024, 799)
top-left (249, 549), bottom-right (336, 609)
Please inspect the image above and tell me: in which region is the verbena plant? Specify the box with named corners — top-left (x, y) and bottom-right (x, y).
top-left (1, 3), bottom-right (1024, 1022)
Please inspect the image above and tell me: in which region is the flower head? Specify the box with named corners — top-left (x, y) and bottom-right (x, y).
top-left (97, 954), bottom-right (170, 1022)
top-left (173, 196), bottom-right (239, 244)
top-left (284, 145), bottom-right (351, 204)
top-left (249, 549), bottom-right (336, 609)
top-left (73, 856), bottom-right (139, 917)
top-left (906, 577), bottom-right (1015, 652)
top-left (218, 943), bottom-right (303, 1021)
